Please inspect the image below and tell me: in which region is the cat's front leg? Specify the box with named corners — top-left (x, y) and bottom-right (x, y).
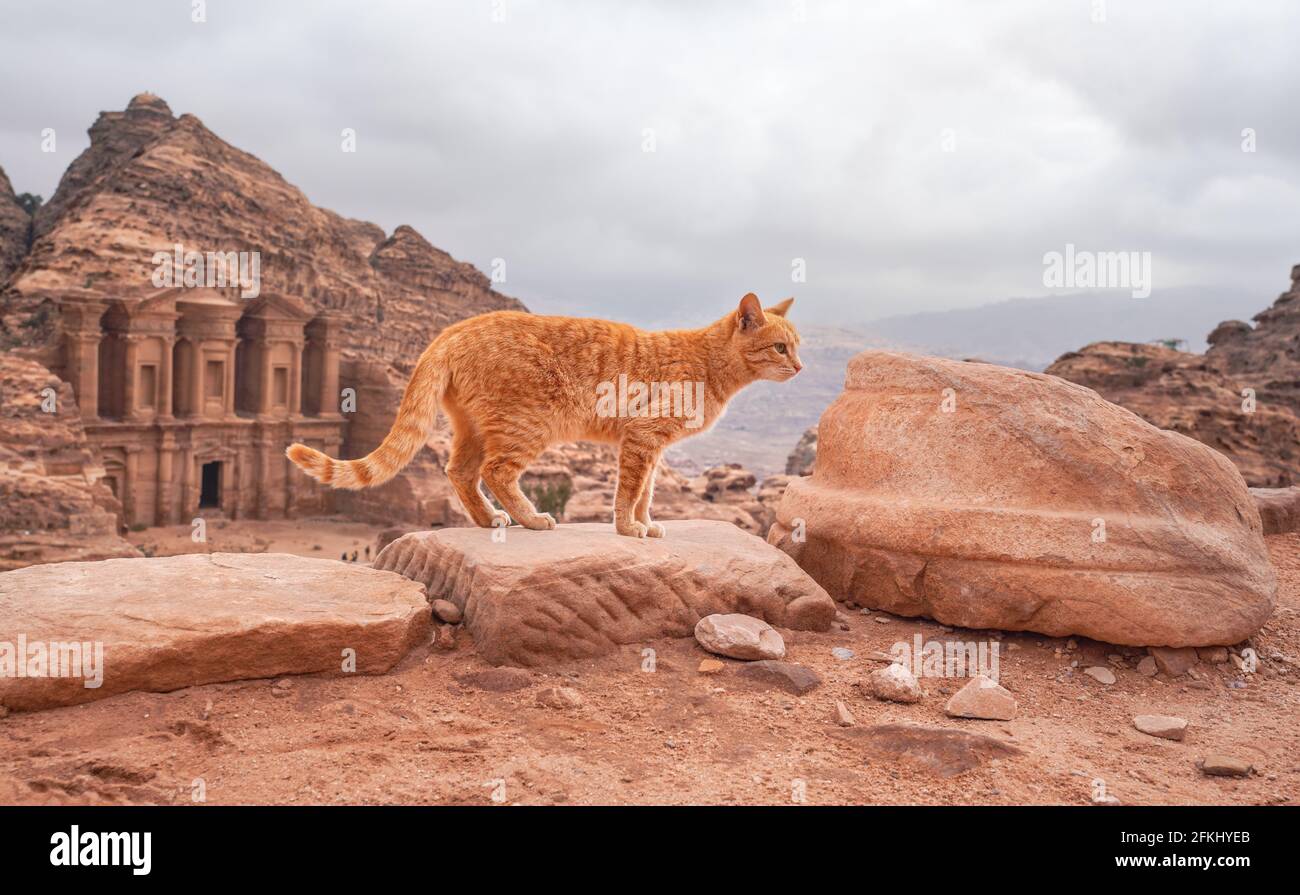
top-left (614, 440), bottom-right (656, 538)
top-left (634, 453), bottom-right (665, 538)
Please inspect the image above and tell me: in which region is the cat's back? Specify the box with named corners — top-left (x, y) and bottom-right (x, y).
top-left (439, 310), bottom-right (638, 355)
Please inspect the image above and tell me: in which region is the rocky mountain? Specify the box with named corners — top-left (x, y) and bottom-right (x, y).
top-left (4, 93), bottom-right (523, 366)
top-left (1046, 265), bottom-right (1300, 489)
top-left (1207, 264), bottom-right (1300, 418)
top-left (0, 166), bottom-right (28, 286)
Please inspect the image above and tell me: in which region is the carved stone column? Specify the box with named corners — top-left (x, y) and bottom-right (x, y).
top-left (156, 435), bottom-right (176, 525)
top-left (122, 334), bottom-right (142, 421)
top-left (159, 335), bottom-right (175, 420)
top-left (123, 445), bottom-right (140, 526)
top-left (190, 338), bottom-right (205, 417)
top-left (223, 339), bottom-right (237, 417)
top-left (289, 339), bottom-right (303, 416)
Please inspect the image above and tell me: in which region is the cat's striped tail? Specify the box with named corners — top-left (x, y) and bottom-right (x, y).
top-left (286, 344), bottom-right (446, 490)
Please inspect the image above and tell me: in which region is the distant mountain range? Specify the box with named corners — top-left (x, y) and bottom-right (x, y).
top-left (863, 285), bottom-right (1267, 371)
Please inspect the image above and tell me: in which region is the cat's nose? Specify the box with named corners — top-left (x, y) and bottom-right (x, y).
top-left (792, 359), bottom-right (803, 373)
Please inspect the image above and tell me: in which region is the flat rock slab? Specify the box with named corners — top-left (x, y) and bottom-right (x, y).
top-left (735, 660), bottom-right (822, 695)
top-left (0, 553), bottom-right (430, 712)
top-left (373, 520), bottom-right (836, 666)
top-left (839, 723), bottom-right (1023, 778)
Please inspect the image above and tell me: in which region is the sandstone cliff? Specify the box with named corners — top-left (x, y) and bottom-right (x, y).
top-left (0, 354), bottom-right (139, 570)
top-left (1045, 341), bottom-right (1298, 487)
top-left (1046, 265), bottom-right (1300, 488)
top-left (5, 93), bottom-right (524, 367)
top-left (1207, 263), bottom-right (1300, 418)
top-left (0, 166), bottom-right (29, 288)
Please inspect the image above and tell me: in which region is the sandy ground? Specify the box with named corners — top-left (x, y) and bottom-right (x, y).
top-left (2, 530), bottom-right (1297, 806)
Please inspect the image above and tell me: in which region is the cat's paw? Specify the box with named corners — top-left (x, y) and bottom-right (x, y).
top-left (521, 512), bottom-right (557, 531)
top-left (644, 521), bottom-right (666, 538)
top-left (487, 510), bottom-right (511, 529)
top-left (616, 520), bottom-right (648, 538)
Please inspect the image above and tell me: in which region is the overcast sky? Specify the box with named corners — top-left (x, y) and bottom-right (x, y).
top-left (2, 0), bottom-right (1298, 328)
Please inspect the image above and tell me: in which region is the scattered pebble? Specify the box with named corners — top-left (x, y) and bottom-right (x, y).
top-left (1136, 656), bottom-right (1159, 677)
top-left (433, 624), bottom-right (456, 651)
top-left (536, 686), bottom-right (583, 709)
top-left (865, 663), bottom-right (923, 703)
top-left (1148, 646), bottom-right (1198, 677)
top-left (831, 647), bottom-right (855, 661)
top-left (1083, 666), bottom-right (1116, 685)
top-left (1132, 714), bottom-right (1187, 741)
top-left (694, 613), bottom-right (785, 660)
top-left (1200, 755), bottom-right (1251, 778)
top-left (431, 599), bottom-right (463, 624)
top-left (697, 658), bottom-right (725, 675)
top-left (944, 675), bottom-right (1016, 721)
top-left (834, 700), bottom-right (856, 727)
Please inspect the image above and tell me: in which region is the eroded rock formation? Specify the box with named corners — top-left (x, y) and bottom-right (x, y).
top-left (1207, 264), bottom-right (1300, 418)
top-left (1046, 264), bottom-right (1300, 488)
top-left (770, 350), bottom-right (1276, 647)
top-left (0, 354), bottom-right (137, 571)
top-left (374, 520), bottom-right (836, 666)
top-left (1045, 341), bottom-right (1298, 487)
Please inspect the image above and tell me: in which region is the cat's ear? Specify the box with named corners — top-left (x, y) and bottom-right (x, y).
top-left (767, 297), bottom-right (794, 318)
top-left (737, 293), bottom-right (766, 331)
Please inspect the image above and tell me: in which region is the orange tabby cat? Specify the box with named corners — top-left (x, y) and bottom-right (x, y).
top-left (287, 293), bottom-right (802, 538)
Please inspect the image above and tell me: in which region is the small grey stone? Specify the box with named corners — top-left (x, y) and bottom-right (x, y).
top-left (1083, 666), bottom-right (1116, 685)
top-left (1133, 714), bottom-right (1187, 741)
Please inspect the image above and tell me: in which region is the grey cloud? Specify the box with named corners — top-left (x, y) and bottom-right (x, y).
top-left (1, 0), bottom-right (1297, 328)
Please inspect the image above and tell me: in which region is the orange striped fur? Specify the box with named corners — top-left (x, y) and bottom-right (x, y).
top-left (286, 293), bottom-right (802, 537)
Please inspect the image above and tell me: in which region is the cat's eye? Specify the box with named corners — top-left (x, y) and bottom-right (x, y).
top-left (774, 343), bottom-right (787, 354)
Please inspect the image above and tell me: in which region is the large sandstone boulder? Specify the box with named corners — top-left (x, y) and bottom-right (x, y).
top-left (373, 520), bottom-right (835, 666)
top-left (0, 553), bottom-right (430, 712)
top-left (769, 351), bottom-right (1276, 648)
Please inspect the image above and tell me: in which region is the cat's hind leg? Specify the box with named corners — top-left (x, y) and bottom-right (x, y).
top-left (633, 451), bottom-right (665, 538)
top-left (480, 435), bottom-right (556, 531)
top-left (446, 424), bottom-right (508, 529)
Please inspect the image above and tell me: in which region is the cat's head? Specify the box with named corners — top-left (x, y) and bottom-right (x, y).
top-left (732, 293), bottom-right (803, 381)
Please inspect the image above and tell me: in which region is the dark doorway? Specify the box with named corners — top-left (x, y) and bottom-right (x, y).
top-left (199, 461), bottom-right (221, 509)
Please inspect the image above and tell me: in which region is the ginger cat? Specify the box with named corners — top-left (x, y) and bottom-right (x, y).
top-left (287, 293), bottom-right (802, 538)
